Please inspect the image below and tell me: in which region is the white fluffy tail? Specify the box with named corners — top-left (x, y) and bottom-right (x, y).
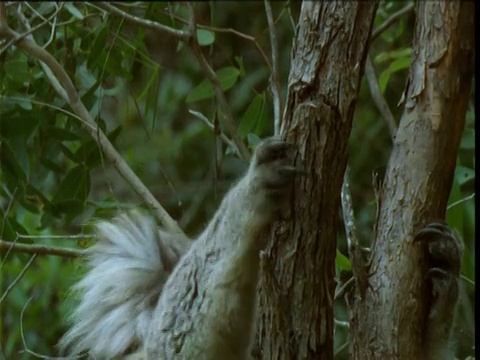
top-left (58, 211), bottom-right (190, 358)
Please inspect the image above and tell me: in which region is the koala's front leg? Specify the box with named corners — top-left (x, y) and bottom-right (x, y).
top-left (247, 138), bottom-right (299, 221)
top-left (414, 222), bottom-right (463, 360)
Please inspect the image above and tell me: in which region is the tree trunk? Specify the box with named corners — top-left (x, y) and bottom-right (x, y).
top-left (349, 2), bottom-right (474, 359)
top-left (257, 2), bottom-right (378, 359)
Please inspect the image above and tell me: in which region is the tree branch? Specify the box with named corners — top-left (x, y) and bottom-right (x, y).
top-left (371, 2), bottom-right (415, 42)
top-left (364, 54), bottom-right (397, 140)
top-left (94, 2), bottom-right (189, 41)
top-left (94, 2), bottom-right (250, 160)
top-left (0, 239), bottom-right (83, 258)
top-left (264, 0), bottom-right (283, 134)
top-left (0, 3), bottom-right (183, 235)
top-left (186, 3), bottom-right (250, 160)
top-left (0, 254), bottom-right (37, 304)
top-left (189, 110), bottom-right (240, 157)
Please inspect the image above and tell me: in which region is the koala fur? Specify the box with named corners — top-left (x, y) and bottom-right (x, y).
top-left (58, 138), bottom-right (297, 359)
top-left (414, 222), bottom-right (464, 360)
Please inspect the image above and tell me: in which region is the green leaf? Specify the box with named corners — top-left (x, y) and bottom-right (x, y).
top-left (1, 95), bottom-right (33, 111)
top-left (378, 69), bottom-right (390, 94)
top-left (238, 93), bottom-right (265, 138)
top-left (235, 56), bottom-right (245, 77)
top-left (54, 199), bottom-right (85, 223)
top-left (247, 133), bottom-right (262, 148)
top-left (378, 56), bottom-right (411, 93)
top-left (335, 249), bottom-right (352, 271)
top-left (4, 59), bottom-right (31, 84)
top-left (186, 66), bottom-right (240, 103)
top-left (374, 47), bottom-right (412, 64)
top-left (0, 140), bottom-right (27, 182)
top-left (46, 126), bottom-right (81, 142)
top-left (52, 166), bottom-right (90, 205)
top-left (454, 166), bottom-right (475, 186)
top-left (104, 83), bottom-right (125, 96)
top-left (64, 3), bottom-right (84, 19)
top-left (217, 66), bottom-right (241, 91)
top-left (389, 56), bottom-right (411, 73)
top-left (76, 63), bottom-right (97, 91)
top-left (460, 129), bottom-right (475, 150)
top-left (197, 29), bottom-right (215, 46)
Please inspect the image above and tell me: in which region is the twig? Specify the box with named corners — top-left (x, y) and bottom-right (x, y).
top-left (334, 276), bottom-right (354, 300)
top-left (264, 0), bottom-right (283, 135)
top-left (0, 239), bottom-right (84, 258)
top-left (189, 110), bottom-right (240, 157)
top-left (371, 2), bottom-right (415, 42)
top-left (0, 3), bottom-right (183, 235)
top-left (155, 10), bottom-right (272, 72)
top-left (0, 187), bottom-right (17, 266)
top-left (15, 233), bottom-right (94, 240)
top-left (341, 165), bottom-right (369, 299)
top-left (18, 2), bottom-right (59, 48)
top-left (186, 3), bottom-right (250, 160)
top-left (0, 254), bottom-right (37, 304)
top-left (334, 318), bottom-right (350, 328)
top-left (447, 192), bottom-right (475, 210)
top-left (365, 54), bottom-right (397, 140)
top-left (341, 165), bottom-right (359, 252)
top-left (93, 2), bottom-right (189, 41)
top-left (94, 2), bottom-right (250, 160)
top-left (20, 295), bottom-right (46, 359)
top-left (0, 3), bottom-right (63, 57)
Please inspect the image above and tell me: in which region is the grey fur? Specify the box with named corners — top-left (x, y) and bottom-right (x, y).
top-left (59, 138), bottom-right (296, 359)
top-left (58, 211), bottom-right (190, 358)
top-left (415, 222), bottom-right (464, 360)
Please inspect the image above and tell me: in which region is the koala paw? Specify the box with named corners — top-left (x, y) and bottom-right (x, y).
top-left (414, 222), bottom-right (462, 323)
top-left (414, 222), bottom-right (463, 276)
top-left (249, 138), bottom-right (301, 210)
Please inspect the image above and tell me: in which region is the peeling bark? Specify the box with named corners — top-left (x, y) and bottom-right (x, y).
top-left (349, 2), bottom-right (474, 359)
top-left (257, 2), bottom-right (378, 359)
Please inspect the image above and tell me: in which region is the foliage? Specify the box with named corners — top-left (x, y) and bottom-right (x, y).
top-left (0, 2), bottom-right (474, 358)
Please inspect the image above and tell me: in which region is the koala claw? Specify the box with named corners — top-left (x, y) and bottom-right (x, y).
top-left (413, 222), bottom-right (462, 275)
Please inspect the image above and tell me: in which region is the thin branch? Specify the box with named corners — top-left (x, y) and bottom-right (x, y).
top-left (189, 110), bottom-right (240, 157)
top-left (0, 254), bottom-right (37, 304)
top-left (186, 3), bottom-right (250, 160)
top-left (0, 3), bottom-right (63, 57)
top-left (447, 192), bottom-right (475, 210)
top-left (371, 2), bottom-right (415, 42)
top-left (461, 274), bottom-right (475, 287)
top-left (264, 0), bottom-right (282, 135)
top-left (94, 2), bottom-right (250, 160)
top-left (0, 3), bottom-right (183, 235)
top-left (19, 295), bottom-right (75, 359)
top-left (334, 319), bottom-right (350, 328)
top-left (0, 239), bottom-right (83, 258)
top-left (341, 165), bottom-right (369, 299)
top-left (341, 165), bottom-right (359, 252)
top-left (365, 54), bottom-right (397, 140)
top-left (93, 2), bottom-right (189, 41)
top-left (334, 276), bottom-right (354, 300)
top-left (15, 233), bottom-right (94, 241)
top-left (155, 10), bottom-right (272, 72)
top-left (0, 187), bottom-right (18, 266)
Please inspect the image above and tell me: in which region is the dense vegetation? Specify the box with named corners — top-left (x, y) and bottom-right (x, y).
top-left (0, 2), bottom-right (474, 358)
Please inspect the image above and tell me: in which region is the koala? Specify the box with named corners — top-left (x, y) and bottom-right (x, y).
top-left (414, 222), bottom-right (464, 360)
top-left (58, 138), bottom-right (298, 359)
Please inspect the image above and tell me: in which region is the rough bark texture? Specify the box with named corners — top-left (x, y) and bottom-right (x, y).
top-left (349, 2), bottom-right (474, 359)
top-left (256, 2), bottom-right (378, 359)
